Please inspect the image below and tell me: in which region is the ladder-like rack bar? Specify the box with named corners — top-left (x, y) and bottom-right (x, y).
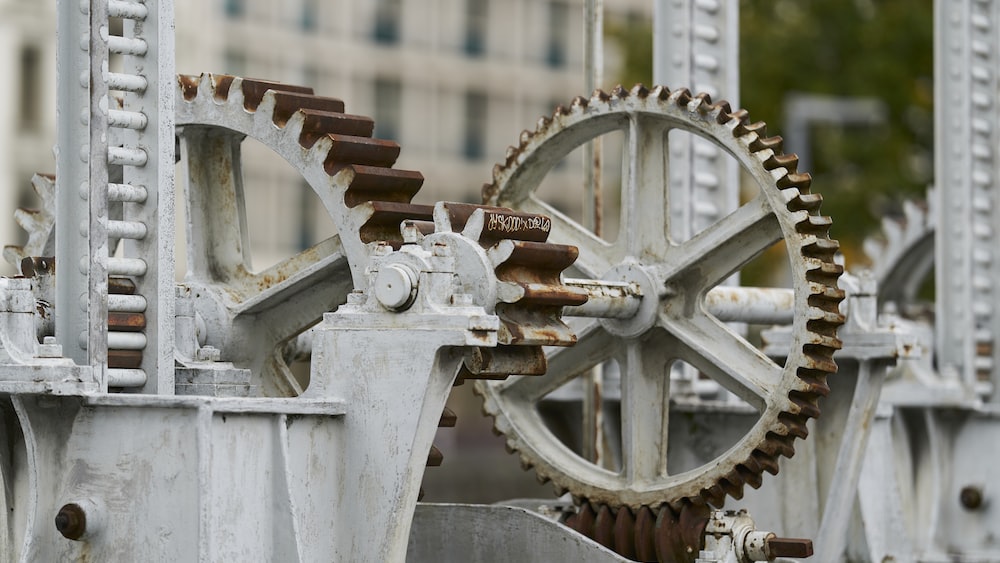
top-left (56, 0), bottom-right (175, 393)
top-left (119, 0), bottom-right (176, 394)
top-left (934, 0), bottom-right (1000, 401)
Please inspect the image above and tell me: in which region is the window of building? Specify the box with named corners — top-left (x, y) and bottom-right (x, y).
top-left (373, 0), bottom-right (401, 44)
top-left (546, 1), bottom-right (568, 68)
top-left (463, 91), bottom-right (488, 160)
top-left (224, 0), bottom-right (244, 18)
top-left (18, 46), bottom-right (40, 131)
top-left (300, 0), bottom-right (317, 31)
top-left (374, 78), bottom-right (402, 141)
top-left (464, 0), bottom-right (488, 56)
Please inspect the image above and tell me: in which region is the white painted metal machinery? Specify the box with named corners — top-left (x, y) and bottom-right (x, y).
top-left (0, 1), bottom-right (998, 562)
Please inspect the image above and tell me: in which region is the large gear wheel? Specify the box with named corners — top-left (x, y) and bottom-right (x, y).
top-left (475, 85), bottom-right (844, 542)
top-left (174, 73), bottom-right (431, 396)
top-left (861, 194), bottom-right (935, 313)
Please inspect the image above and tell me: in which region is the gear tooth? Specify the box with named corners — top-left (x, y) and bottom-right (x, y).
top-left (737, 463), bottom-right (764, 489)
top-left (535, 472), bottom-right (550, 485)
top-left (795, 214), bottom-right (833, 236)
top-left (650, 84), bottom-right (670, 100)
top-left (669, 87), bottom-right (693, 107)
top-left (788, 192), bottom-right (824, 213)
top-left (763, 152), bottom-right (799, 174)
top-left (178, 74), bottom-right (201, 100)
top-left (570, 95), bottom-right (589, 111)
top-left (630, 83), bottom-right (650, 98)
top-left (3, 246), bottom-right (24, 268)
top-left (593, 89), bottom-right (611, 103)
top-left (710, 99), bottom-right (732, 123)
top-left (519, 129), bottom-right (532, 146)
top-left (699, 484), bottom-right (726, 507)
top-left (750, 134), bottom-right (783, 153)
top-left (777, 172), bottom-right (812, 192)
top-left (519, 454), bottom-right (534, 470)
top-left (789, 389), bottom-right (825, 417)
top-left (537, 115), bottom-right (553, 130)
top-left (720, 475), bottom-right (745, 500)
top-left (689, 91), bottom-right (713, 113)
top-left (778, 412), bottom-right (810, 439)
top-left (752, 450), bottom-right (781, 475)
top-left (611, 84), bottom-right (628, 98)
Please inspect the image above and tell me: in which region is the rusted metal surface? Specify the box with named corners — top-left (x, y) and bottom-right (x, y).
top-left (54, 503), bottom-right (88, 541)
top-left (767, 537), bottom-right (814, 558)
top-left (464, 346), bottom-right (547, 377)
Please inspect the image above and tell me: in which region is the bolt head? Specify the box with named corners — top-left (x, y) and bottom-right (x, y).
top-left (960, 485), bottom-right (984, 510)
top-left (55, 503), bottom-right (87, 540)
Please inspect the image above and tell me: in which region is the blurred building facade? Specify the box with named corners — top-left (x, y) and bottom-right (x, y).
top-left (0, 0), bottom-right (649, 271)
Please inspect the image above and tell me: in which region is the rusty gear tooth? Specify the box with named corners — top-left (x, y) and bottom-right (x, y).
top-left (574, 503), bottom-right (598, 538)
top-left (611, 84), bottom-right (629, 98)
top-left (178, 73), bottom-right (200, 100)
top-left (438, 406), bottom-right (457, 428)
top-left (594, 504), bottom-right (616, 549)
top-left (763, 432), bottom-right (797, 459)
top-left (803, 238), bottom-right (841, 261)
top-left (536, 114), bottom-right (553, 130)
top-left (752, 450), bottom-right (781, 475)
top-left (630, 83), bottom-right (651, 98)
top-left (650, 84), bottom-right (670, 100)
top-left (750, 134), bottom-right (783, 152)
top-left (763, 152), bottom-right (799, 173)
top-left (789, 389), bottom-right (825, 416)
top-left (426, 445), bottom-right (444, 467)
top-left (518, 129), bottom-right (533, 146)
top-left (668, 87), bottom-right (693, 107)
top-left (689, 91), bottom-right (713, 113)
top-left (719, 475), bottom-right (746, 500)
top-left (736, 463), bottom-right (764, 489)
top-left (778, 412), bottom-right (810, 439)
top-left (593, 89), bottom-right (612, 103)
top-left (743, 120), bottom-right (767, 137)
top-left (698, 483), bottom-right (727, 507)
top-left (570, 95), bottom-right (589, 110)
top-left (634, 506), bottom-right (658, 562)
top-left (796, 215), bottom-right (834, 236)
top-left (613, 506), bottom-right (637, 559)
top-left (709, 99), bottom-right (733, 123)
top-left (777, 172), bottom-right (813, 192)
top-left (789, 192), bottom-right (824, 213)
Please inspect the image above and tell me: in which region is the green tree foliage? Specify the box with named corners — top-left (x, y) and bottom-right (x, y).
top-left (608, 1), bottom-right (934, 271)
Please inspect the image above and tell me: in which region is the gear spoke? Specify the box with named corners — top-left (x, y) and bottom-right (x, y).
top-left (499, 319), bottom-right (616, 403)
top-left (517, 195), bottom-right (618, 279)
top-left (617, 334), bottom-right (670, 483)
top-left (658, 310), bottom-right (781, 410)
top-left (621, 115), bottom-right (670, 261)
top-left (232, 236), bottom-right (353, 343)
top-left (656, 194), bottom-right (781, 289)
top-left (180, 127), bottom-right (252, 282)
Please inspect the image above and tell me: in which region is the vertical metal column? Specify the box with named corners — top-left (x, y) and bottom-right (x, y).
top-left (934, 0), bottom-right (999, 400)
top-left (55, 0), bottom-right (97, 369)
top-left (653, 0), bottom-right (739, 244)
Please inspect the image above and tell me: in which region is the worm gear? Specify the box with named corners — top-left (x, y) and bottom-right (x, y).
top-left (475, 85), bottom-right (844, 558)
